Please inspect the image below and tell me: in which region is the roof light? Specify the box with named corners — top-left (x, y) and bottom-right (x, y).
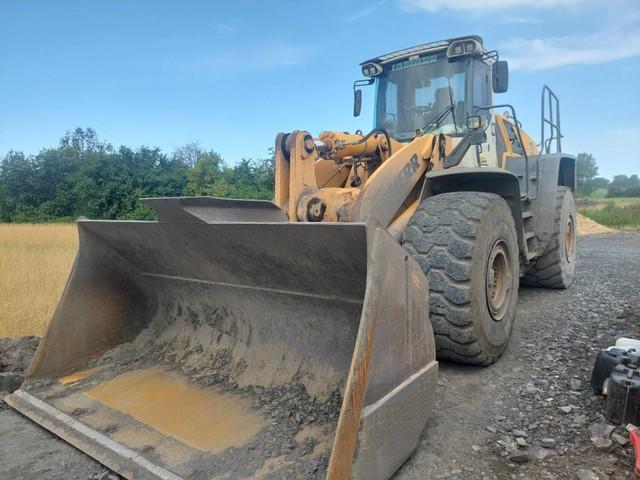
top-left (361, 62), bottom-right (383, 77)
top-left (447, 38), bottom-right (482, 58)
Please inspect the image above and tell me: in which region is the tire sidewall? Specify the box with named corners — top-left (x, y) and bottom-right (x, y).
top-left (557, 189), bottom-right (577, 285)
top-left (470, 198), bottom-right (520, 356)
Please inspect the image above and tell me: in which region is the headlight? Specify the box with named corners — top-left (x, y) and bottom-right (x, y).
top-left (467, 115), bottom-right (483, 130)
top-left (447, 38), bottom-right (482, 58)
top-left (361, 62), bottom-right (383, 77)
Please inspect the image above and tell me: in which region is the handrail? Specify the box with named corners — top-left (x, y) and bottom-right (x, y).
top-left (541, 85), bottom-right (562, 154)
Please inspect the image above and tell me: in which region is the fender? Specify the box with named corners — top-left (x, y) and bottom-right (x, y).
top-left (529, 153), bottom-right (576, 254)
top-left (422, 168), bottom-right (526, 259)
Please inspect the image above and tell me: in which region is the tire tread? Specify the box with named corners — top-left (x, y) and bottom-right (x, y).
top-left (402, 191), bottom-right (508, 365)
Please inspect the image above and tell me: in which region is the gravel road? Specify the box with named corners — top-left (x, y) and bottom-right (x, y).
top-left (1, 231), bottom-right (639, 480)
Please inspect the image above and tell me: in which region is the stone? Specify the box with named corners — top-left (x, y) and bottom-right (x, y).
top-left (526, 383), bottom-right (539, 393)
top-left (516, 437), bottom-right (528, 448)
top-left (569, 379), bottom-right (583, 391)
top-left (588, 423), bottom-right (615, 438)
top-left (576, 469), bottom-right (599, 480)
top-left (611, 432), bottom-right (629, 446)
top-left (541, 438), bottom-right (557, 449)
top-left (558, 405), bottom-right (573, 414)
top-left (572, 414), bottom-right (587, 426)
top-left (508, 451), bottom-right (530, 463)
top-left (531, 446), bottom-right (553, 461)
top-left (0, 372), bottom-right (23, 394)
top-left (513, 429), bottom-right (527, 438)
top-left (591, 437), bottom-right (614, 451)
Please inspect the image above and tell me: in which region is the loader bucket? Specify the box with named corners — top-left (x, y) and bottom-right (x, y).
top-left (6, 197), bottom-right (437, 480)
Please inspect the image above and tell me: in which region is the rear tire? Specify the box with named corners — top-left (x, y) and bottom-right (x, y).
top-left (522, 187), bottom-right (576, 289)
top-left (402, 192), bottom-right (520, 366)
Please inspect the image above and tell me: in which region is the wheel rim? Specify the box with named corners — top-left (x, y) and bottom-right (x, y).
top-left (564, 216), bottom-right (575, 262)
top-left (486, 240), bottom-right (512, 321)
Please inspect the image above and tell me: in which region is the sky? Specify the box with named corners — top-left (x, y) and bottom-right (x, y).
top-left (1, 0), bottom-right (639, 179)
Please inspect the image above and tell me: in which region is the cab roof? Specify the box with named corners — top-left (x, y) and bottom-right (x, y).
top-left (360, 35), bottom-right (485, 66)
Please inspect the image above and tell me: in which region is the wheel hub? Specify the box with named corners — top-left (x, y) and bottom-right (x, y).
top-left (564, 216), bottom-right (575, 262)
top-left (486, 240), bottom-right (512, 321)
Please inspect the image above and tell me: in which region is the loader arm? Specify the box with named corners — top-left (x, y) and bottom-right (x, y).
top-left (274, 130), bottom-right (443, 229)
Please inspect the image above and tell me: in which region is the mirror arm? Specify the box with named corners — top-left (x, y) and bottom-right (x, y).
top-left (353, 78), bottom-right (375, 118)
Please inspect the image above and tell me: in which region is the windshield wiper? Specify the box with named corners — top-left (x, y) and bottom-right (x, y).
top-left (421, 104), bottom-right (454, 135)
top-left (447, 78), bottom-right (458, 135)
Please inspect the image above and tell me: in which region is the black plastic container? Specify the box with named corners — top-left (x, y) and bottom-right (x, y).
top-left (591, 348), bottom-right (638, 394)
top-left (605, 365), bottom-right (640, 425)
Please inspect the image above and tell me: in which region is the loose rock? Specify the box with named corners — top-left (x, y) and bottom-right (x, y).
top-left (508, 451), bottom-right (531, 464)
top-left (569, 378), bottom-right (583, 391)
top-left (611, 432), bottom-right (628, 447)
top-left (591, 437), bottom-right (613, 451)
top-left (588, 423), bottom-right (615, 439)
top-left (541, 438), bottom-right (557, 449)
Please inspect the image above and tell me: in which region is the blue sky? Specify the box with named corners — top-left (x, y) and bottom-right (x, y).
top-left (1, 0), bottom-right (638, 179)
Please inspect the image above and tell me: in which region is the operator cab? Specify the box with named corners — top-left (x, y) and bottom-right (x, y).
top-left (355, 36), bottom-right (508, 141)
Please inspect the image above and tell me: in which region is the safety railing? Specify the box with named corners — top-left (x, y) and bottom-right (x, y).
top-left (541, 85), bottom-right (562, 154)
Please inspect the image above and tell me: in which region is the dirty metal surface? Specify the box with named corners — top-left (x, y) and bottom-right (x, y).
top-left (8, 219), bottom-right (436, 480)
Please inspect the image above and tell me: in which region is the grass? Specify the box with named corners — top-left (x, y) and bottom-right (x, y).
top-left (0, 223), bottom-right (77, 337)
top-left (578, 198), bottom-right (640, 229)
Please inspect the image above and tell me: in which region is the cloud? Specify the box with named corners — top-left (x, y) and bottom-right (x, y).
top-left (503, 14), bottom-right (640, 70)
top-left (341, 0), bottom-right (387, 24)
top-left (400, 0), bottom-right (640, 71)
top-left (400, 0), bottom-right (581, 11)
top-left (174, 42), bottom-right (316, 75)
top-left (502, 15), bottom-right (541, 24)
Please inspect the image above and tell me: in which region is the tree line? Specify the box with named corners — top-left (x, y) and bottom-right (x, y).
top-left (1, 129), bottom-right (636, 222)
top-left (0, 128), bottom-right (274, 222)
top-left (576, 153), bottom-right (639, 198)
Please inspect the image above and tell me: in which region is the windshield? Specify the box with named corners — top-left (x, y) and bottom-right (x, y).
top-left (375, 56), bottom-right (468, 140)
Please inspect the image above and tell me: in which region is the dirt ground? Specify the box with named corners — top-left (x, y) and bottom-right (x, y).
top-left (1, 231), bottom-right (639, 480)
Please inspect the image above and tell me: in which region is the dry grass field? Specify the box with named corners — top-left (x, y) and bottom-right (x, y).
top-left (0, 223), bottom-right (77, 337)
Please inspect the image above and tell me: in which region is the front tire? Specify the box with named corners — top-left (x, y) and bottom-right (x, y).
top-left (402, 192), bottom-right (520, 365)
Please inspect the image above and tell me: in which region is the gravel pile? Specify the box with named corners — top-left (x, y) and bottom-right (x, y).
top-left (577, 213), bottom-right (616, 235)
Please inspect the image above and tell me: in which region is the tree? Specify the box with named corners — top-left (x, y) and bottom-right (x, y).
top-left (608, 174), bottom-right (640, 198)
top-left (184, 151), bottom-right (225, 195)
top-left (0, 130), bottom-right (274, 222)
top-left (0, 151), bottom-right (39, 221)
top-left (59, 127), bottom-right (110, 154)
top-left (592, 177), bottom-right (610, 190)
top-left (172, 142), bottom-right (206, 168)
top-left (576, 153), bottom-right (598, 196)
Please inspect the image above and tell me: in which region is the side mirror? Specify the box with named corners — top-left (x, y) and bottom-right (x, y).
top-left (353, 89), bottom-right (362, 117)
top-left (492, 60), bottom-right (509, 94)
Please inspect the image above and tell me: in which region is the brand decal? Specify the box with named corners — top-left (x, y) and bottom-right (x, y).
top-left (391, 154), bottom-right (420, 192)
top-left (391, 55), bottom-right (439, 72)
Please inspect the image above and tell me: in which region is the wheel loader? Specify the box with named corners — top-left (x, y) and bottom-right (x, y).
top-left (6, 35), bottom-right (577, 480)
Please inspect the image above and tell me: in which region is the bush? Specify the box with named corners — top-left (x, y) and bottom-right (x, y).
top-left (579, 202), bottom-right (640, 229)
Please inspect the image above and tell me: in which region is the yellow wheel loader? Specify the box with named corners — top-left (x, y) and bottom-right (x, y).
top-left (6, 35), bottom-right (577, 480)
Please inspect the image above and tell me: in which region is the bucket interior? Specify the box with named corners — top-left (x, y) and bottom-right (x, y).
top-left (15, 221), bottom-right (369, 480)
